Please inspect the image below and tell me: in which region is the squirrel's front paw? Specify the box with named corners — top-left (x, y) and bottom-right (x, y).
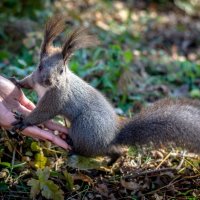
top-left (9, 77), bottom-right (21, 88)
top-left (66, 136), bottom-right (73, 147)
top-left (11, 111), bottom-right (30, 131)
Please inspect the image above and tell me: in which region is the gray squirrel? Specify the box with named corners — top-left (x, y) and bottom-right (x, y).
top-left (11, 16), bottom-right (200, 160)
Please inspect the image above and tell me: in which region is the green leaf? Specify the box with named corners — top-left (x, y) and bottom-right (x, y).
top-left (123, 50), bottom-right (133, 63)
top-left (67, 155), bottom-right (102, 170)
top-left (63, 170), bottom-right (74, 191)
top-left (0, 182), bottom-right (8, 192)
top-left (17, 59), bottom-right (27, 66)
top-left (0, 50), bottom-right (9, 60)
top-left (0, 162), bottom-right (11, 168)
top-left (37, 167), bottom-right (50, 182)
top-left (8, 65), bottom-right (28, 76)
top-left (28, 168), bottom-right (64, 200)
top-left (27, 178), bottom-right (40, 199)
top-left (25, 151), bottom-right (33, 157)
top-left (12, 162), bottom-right (26, 169)
top-left (41, 180), bottom-right (64, 200)
top-left (190, 88), bottom-right (200, 98)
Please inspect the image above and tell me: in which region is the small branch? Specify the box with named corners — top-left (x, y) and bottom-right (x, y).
top-left (123, 167), bottom-right (176, 179)
top-left (156, 151), bottom-right (172, 169)
top-left (176, 150), bottom-right (186, 170)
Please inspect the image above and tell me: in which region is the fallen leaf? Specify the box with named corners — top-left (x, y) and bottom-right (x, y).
top-left (120, 179), bottom-right (140, 191)
top-left (73, 173), bottom-right (93, 186)
top-left (95, 183), bottom-right (109, 197)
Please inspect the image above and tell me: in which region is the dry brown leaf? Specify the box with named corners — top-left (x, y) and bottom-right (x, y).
top-left (95, 183), bottom-right (109, 197)
top-left (120, 179), bottom-right (140, 191)
top-left (154, 193), bottom-right (164, 200)
top-left (72, 173), bottom-right (93, 186)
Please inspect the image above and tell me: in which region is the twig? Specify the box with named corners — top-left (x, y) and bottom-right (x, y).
top-left (11, 147), bottom-right (16, 171)
top-left (185, 158), bottom-right (200, 173)
top-left (176, 150), bottom-right (186, 170)
top-left (145, 173), bottom-right (200, 195)
top-left (156, 151), bottom-right (171, 169)
top-left (66, 185), bottom-right (90, 200)
top-left (42, 146), bottom-right (64, 154)
top-left (123, 167), bottom-right (176, 179)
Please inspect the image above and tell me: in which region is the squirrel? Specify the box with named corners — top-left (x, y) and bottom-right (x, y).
top-left (10, 16), bottom-right (200, 160)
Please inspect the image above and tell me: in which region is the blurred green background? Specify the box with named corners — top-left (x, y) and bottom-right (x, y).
top-left (1, 0), bottom-right (200, 114)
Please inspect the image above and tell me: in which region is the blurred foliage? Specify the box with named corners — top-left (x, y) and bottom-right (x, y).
top-left (175, 0), bottom-right (200, 16)
top-left (0, 0), bottom-right (50, 19)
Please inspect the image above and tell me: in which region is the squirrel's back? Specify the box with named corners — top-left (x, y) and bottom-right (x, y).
top-left (61, 72), bottom-right (200, 156)
top-left (114, 98), bottom-right (200, 154)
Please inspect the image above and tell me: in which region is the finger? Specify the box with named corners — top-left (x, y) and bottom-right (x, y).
top-left (16, 104), bottom-right (31, 116)
top-left (44, 120), bottom-right (68, 134)
top-left (22, 126), bottom-right (71, 150)
top-left (0, 103), bottom-right (15, 128)
top-left (19, 92), bottom-right (35, 110)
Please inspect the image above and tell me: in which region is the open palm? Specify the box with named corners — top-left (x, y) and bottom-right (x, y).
top-left (0, 75), bottom-right (70, 150)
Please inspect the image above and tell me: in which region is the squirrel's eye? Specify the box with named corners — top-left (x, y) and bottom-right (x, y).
top-left (59, 69), bottom-right (63, 74)
top-left (38, 65), bottom-right (42, 71)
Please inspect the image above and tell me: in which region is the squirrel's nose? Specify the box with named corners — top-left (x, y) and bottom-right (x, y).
top-left (45, 79), bottom-right (52, 85)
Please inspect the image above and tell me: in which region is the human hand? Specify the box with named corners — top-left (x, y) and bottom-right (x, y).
top-left (0, 75), bottom-right (70, 150)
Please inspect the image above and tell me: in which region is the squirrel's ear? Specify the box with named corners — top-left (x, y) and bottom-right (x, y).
top-left (61, 27), bottom-right (100, 63)
top-left (40, 15), bottom-right (65, 58)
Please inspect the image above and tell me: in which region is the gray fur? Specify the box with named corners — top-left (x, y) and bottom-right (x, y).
top-left (114, 98), bottom-right (200, 154)
top-left (12, 16), bottom-right (200, 158)
top-left (62, 27), bottom-right (100, 63)
top-left (60, 71), bottom-right (118, 156)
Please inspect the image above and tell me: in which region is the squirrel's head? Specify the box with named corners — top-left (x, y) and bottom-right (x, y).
top-left (33, 15), bottom-right (99, 88)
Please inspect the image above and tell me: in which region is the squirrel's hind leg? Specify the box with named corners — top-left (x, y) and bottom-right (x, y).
top-left (106, 146), bottom-right (124, 166)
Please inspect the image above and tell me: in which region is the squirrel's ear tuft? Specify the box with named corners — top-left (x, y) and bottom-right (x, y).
top-left (40, 15), bottom-right (65, 58)
top-left (61, 27), bottom-right (100, 63)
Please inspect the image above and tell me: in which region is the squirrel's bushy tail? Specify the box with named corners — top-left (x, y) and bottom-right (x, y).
top-left (114, 98), bottom-right (200, 154)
